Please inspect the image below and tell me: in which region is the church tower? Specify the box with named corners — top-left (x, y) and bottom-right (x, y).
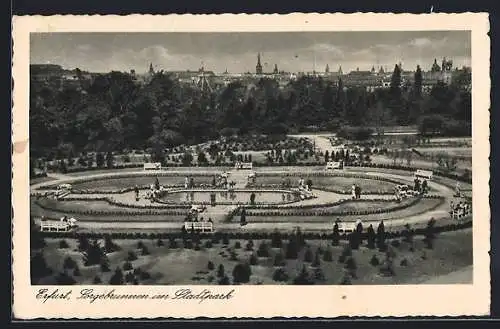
top-left (256, 53), bottom-right (263, 75)
top-left (273, 63), bottom-right (279, 74)
top-left (325, 64), bottom-right (330, 74)
top-left (338, 65), bottom-right (343, 76)
top-left (148, 62), bottom-right (155, 75)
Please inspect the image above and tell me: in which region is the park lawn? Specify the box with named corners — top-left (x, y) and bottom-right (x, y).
top-left (246, 198), bottom-right (445, 223)
top-left (34, 228), bottom-right (472, 285)
top-left (30, 176), bottom-right (59, 185)
top-left (70, 175), bottom-right (214, 191)
top-left (256, 175), bottom-right (398, 193)
top-left (30, 199), bottom-right (185, 222)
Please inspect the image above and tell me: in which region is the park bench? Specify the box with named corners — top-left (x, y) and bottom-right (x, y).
top-left (234, 162), bottom-right (253, 170)
top-left (183, 221), bottom-right (214, 233)
top-left (414, 169), bottom-right (433, 181)
top-left (40, 218), bottom-right (77, 232)
top-left (143, 162), bottom-right (161, 170)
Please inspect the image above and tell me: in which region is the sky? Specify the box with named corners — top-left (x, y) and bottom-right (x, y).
top-left (30, 31), bottom-right (471, 74)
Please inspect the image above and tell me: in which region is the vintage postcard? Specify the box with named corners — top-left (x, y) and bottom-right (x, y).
top-left (12, 13), bottom-right (490, 318)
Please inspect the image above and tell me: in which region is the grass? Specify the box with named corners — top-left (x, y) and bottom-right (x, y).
top-left (30, 176), bottom-right (58, 185)
top-left (70, 176), bottom-right (214, 191)
top-left (256, 175), bottom-right (398, 193)
top-left (30, 198), bottom-right (185, 222)
top-left (247, 198), bottom-right (445, 223)
top-left (32, 228), bottom-right (472, 285)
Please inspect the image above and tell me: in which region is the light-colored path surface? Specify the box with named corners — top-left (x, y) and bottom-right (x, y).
top-left (32, 167), bottom-right (461, 232)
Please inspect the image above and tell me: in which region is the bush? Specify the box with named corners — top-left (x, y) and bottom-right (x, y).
top-left (63, 256), bottom-right (77, 270)
top-left (125, 272), bottom-right (135, 283)
top-left (55, 271), bottom-right (77, 285)
top-left (303, 247), bottom-right (313, 263)
top-left (59, 240), bottom-right (69, 249)
top-left (93, 275), bottom-right (102, 284)
top-left (273, 252), bottom-right (286, 267)
top-left (245, 240), bottom-right (254, 251)
top-left (232, 263), bottom-right (252, 284)
top-left (156, 239), bottom-right (164, 247)
top-left (322, 249), bottom-right (333, 262)
top-left (204, 240), bottom-right (213, 249)
top-left (127, 251), bottom-right (138, 261)
top-left (345, 257), bottom-right (357, 278)
top-left (100, 257), bottom-right (110, 272)
top-left (370, 255), bottom-right (380, 266)
top-left (218, 276), bottom-right (230, 285)
top-left (73, 266), bottom-right (81, 277)
top-left (272, 268), bottom-right (289, 282)
top-left (234, 241), bottom-right (241, 249)
top-left (123, 261), bottom-right (133, 271)
top-left (339, 274), bottom-right (352, 285)
top-left (217, 264), bottom-right (225, 278)
top-left (139, 270), bottom-right (151, 280)
top-left (169, 238), bottom-right (178, 249)
top-left (207, 261), bottom-right (215, 270)
top-left (137, 241), bottom-right (145, 249)
top-left (400, 258), bottom-right (409, 266)
top-left (312, 251), bottom-right (321, 267)
top-left (249, 253), bottom-right (258, 265)
top-left (109, 268), bottom-right (124, 285)
top-left (257, 242), bottom-right (270, 257)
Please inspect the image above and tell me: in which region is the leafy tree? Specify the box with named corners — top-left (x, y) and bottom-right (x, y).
top-left (303, 247), bottom-right (313, 262)
top-left (96, 152), bottom-right (105, 167)
top-left (366, 224), bottom-right (376, 249)
top-left (232, 263), bottom-right (252, 284)
top-left (217, 264), bottom-right (225, 278)
top-left (271, 229), bottom-right (283, 248)
top-left (30, 252), bottom-right (53, 282)
top-left (376, 220), bottom-right (386, 251)
top-left (424, 218), bottom-right (437, 249)
top-left (109, 267), bottom-right (124, 285)
top-left (105, 151), bottom-right (114, 168)
top-left (83, 240), bottom-right (106, 266)
top-left (104, 234), bottom-right (121, 253)
top-left (332, 223), bottom-right (340, 246)
top-left (272, 268), bottom-right (289, 282)
top-left (257, 242), bottom-right (270, 257)
top-left (322, 248), bottom-right (333, 262)
top-left (293, 265), bottom-right (314, 285)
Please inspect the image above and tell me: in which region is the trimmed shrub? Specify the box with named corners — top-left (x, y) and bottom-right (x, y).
top-left (272, 268), bottom-right (289, 282)
top-left (127, 251), bottom-right (138, 261)
top-left (207, 261), bottom-right (215, 270)
top-left (59, 240), bottom-right (69, 249)
top-left (123, 261), bottom-right (133, 271)
top-left (370, 255), bottom-right (380, 266)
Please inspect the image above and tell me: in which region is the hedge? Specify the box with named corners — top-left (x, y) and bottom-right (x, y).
top-left (38, 218), bottom-right (472, 240)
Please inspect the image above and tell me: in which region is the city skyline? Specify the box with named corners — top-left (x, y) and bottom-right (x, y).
top-left (30, 31), bottom-right (471, 74)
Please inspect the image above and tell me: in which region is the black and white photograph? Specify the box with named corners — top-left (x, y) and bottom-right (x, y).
top-left (27, 30), bottom-right (475, 286)
top-left (12, 13), bottom-right (490, 318)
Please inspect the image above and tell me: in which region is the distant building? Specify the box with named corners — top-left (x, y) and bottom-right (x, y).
top-left (256, 53), bottom-right (263, 75)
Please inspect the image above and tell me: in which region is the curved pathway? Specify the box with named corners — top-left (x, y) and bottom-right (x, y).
top-left (31, 168), bottom-right (461, 232)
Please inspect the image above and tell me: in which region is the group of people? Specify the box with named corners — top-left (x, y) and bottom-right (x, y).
top-left (298, 178), bottom-right (311, 192)
top-left (413, 177), bottom-right (429, 194)
top-left (351, 184), bottom-right (362, 200)
top-left (450, 200), bottom-right (472, 219)
top-left (185, 215), bottom-right (213, 223)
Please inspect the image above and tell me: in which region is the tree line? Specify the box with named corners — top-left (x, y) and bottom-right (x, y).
top-left (30, 65), bottom-right (471, 160)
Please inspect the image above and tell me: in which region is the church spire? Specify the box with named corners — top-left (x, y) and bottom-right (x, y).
top-left (325, 64), bottom-right (330, 73)
top-left (256, 53), bottom-right (263, 74)
top-left (149, 62), bottom-right (154, 75)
